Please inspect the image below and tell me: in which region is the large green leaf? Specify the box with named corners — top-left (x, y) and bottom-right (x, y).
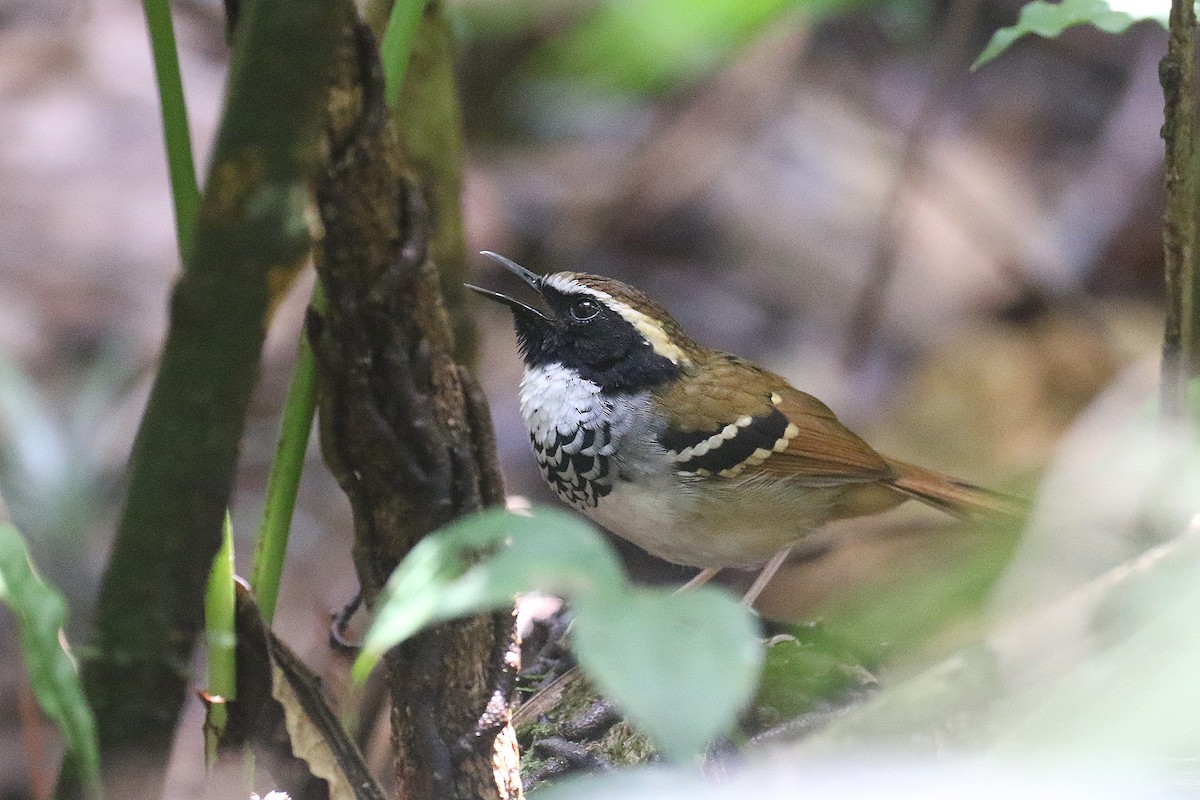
top-left (354, 506), bottom-right (765, 759)
top-left (353, 507), bottom-right (623, 680)
top-left (0, 522), bottom-right (101, 796)
top-left (974, 0), bottom-right (1168, 69)
top-left (571, 586), bottom-right (763, 760)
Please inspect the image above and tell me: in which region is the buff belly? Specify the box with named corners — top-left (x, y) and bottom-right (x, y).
top-left (583, 471), bottom-right (845, 569)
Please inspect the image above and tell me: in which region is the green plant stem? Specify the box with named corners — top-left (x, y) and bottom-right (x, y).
top-left (203, 512), bottom-right (237, 766)
top-left (381, 0), bottom-right (426, 105)
top-left (250, 284), bottom-right (326, 627)
top-left (141, 0), bottom-right (200, 262)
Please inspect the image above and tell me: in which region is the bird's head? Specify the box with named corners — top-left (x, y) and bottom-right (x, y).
top-left (467, 251), bottom-right (693, 392)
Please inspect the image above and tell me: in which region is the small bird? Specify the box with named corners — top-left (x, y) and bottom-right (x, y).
top-left (468, 252), bottom-right (1021, 604)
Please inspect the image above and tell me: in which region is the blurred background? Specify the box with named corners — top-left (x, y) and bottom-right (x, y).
top-left (0, 0), bottom-right (1178, 795)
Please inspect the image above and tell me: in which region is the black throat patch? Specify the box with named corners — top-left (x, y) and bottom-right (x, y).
top-left (512, 295), bottom-right (681, 393)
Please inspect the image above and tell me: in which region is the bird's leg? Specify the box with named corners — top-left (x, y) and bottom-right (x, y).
top-left (675, 567), bottom-right (721, 594)
top-left (741, 549), bottom-right (790, 607)
top-left (674, 552), bottom-right (789, 606)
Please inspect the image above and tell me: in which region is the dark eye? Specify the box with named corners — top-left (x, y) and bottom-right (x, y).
top-left (570, 298), bottom-right (600, 322)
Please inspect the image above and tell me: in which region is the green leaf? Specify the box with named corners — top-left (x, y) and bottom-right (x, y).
top-left (352, 506), bottom-right (767, 759)
top-left (974, 0), bottom-right (1168, 70)
top-left (571, 586), bottom-right (763, 760)
top-left (381, 0), bottom-right (425, 105)
top-left (353, 508), bottom-right (623, 681)
top-left (0, 522), bottom-right (101, 796)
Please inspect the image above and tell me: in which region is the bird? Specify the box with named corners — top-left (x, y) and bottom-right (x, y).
top-left (467, 251), bottom-right (1022, 605)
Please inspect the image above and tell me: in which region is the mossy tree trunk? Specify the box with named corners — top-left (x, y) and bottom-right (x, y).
top-left (309, 6), bottom-right (520, 798)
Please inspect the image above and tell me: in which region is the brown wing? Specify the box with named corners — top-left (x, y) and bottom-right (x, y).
top-left (751, 385), bottom-right (893, 485)
top-left (654, 355), bottom-right (892, 486)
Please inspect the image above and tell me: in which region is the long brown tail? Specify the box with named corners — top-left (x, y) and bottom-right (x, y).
top-left (884, 457), bottom-right (1027, 520)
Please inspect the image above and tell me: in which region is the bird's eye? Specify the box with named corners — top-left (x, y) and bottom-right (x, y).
top-left (570, 298), bottom-right (600, 322)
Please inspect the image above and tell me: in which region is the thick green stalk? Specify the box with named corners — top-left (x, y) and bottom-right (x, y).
top-left (140, 0), bottom-right (200, 261)
top-left (72, 0), bottom-right (347, 793)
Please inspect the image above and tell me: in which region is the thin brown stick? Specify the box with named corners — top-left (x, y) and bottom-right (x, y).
top-left (1160, 0), bottom-right (1200, 422)
top-left (18, 676), bottom-right (50, 800)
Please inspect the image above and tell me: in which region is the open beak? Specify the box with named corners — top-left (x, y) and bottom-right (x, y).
top-left (465, 251), bottom-right (551, 322)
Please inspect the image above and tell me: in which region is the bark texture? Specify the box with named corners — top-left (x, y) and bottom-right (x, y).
top-left (309, 15), bottom-right (519, 800)
top-left (70, 0), bottom-right (342, 794)
top-left (1160, 0), bottom-right (1200, 421)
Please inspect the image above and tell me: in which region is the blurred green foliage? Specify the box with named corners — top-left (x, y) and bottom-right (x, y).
top-left (355, 508), bottom-right (623, 673)
top-left (572, 585), bottom-right (762, 760)
top-left (528, 0), bottom-right (818, 93)
top-left (751, 627), bottom-right (876, 731)
top-left (455, 0), bottom-right (869, 95)
top-left (0, 523), bottom-right (101, 797)
top-left (0, 355), bottom-right (127, 548)
top-left (817, 526), bottom-right (1021, 661)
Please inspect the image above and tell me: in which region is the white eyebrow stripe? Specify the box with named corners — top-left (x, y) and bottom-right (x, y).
top-left (541, 274), bottom-right (691, 366)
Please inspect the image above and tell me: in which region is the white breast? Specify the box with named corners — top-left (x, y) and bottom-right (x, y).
top-left (517, 363), bottom-right (837, 569)
top-left (519, 363), bottom-right (700, 558)
top-left (519, 363), bottom-right (609, 444)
